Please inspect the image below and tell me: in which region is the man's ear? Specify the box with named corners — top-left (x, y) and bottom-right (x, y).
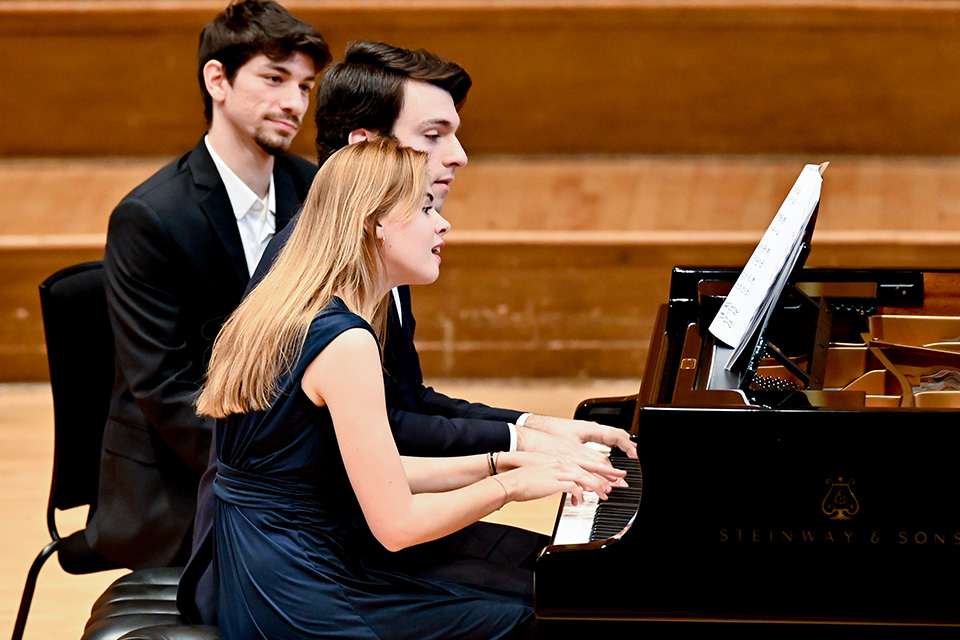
top-left (203, 60), bottom-right (229, 105)
top-left (348, 128), bottom-right (380, 145)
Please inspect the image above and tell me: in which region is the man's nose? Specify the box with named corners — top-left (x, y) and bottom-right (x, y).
top-left (444, 135), bottom-right (468, 168)
top-left (280, 83), bottom-right (308, 117)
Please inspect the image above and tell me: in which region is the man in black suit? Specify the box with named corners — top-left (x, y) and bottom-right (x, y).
top-left (280, 41), bottom-right (637, 460)
top-left (86, 0), bottom-right (329, 570)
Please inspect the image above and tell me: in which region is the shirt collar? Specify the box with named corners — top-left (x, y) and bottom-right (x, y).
top-left (204, 135), bottom-right (276, 223)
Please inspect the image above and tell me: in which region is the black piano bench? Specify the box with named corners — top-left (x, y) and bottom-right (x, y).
top-left (78, 568), bottom-right (220, 640)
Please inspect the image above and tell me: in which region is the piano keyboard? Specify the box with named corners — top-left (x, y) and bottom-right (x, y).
top-left (551, 453), bottom-right (642, 546)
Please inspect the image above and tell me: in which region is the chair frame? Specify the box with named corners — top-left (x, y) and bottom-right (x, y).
top-left (12, 262), bottom-right (115, 640)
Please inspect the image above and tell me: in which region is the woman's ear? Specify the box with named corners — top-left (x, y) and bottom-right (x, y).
top-left (374, 223), bottom-right (384, 242)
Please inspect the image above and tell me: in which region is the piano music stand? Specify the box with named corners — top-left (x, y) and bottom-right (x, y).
top-left (733, 203), bottom-right (832, 393)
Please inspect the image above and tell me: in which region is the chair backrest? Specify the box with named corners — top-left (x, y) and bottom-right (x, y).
top-left (38, 262), bottom-right (114, 515)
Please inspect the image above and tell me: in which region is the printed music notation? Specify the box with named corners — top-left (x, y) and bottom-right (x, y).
top-left (709, 163), bottom-right (828, 368)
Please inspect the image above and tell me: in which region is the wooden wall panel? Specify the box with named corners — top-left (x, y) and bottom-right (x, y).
top-left (4, 1), bottom-right (960, 156)
top-left (1, 158), bottom-right (159, 236)
top-left (5, 152), bottom-right (960, 381)
top-left (452, 156), bottom-right (960, 233)
top-left (7, 236), bottom-right (960, 382)
top-left (5, 1), bottom-right (960, 380)
top-left (8, 155), bottom-right (960, 235)
top-left (0, 246), bottom-right (104, 382)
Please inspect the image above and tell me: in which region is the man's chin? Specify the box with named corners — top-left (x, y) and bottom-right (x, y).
top-left (255, 135), bottom-right (293, 156)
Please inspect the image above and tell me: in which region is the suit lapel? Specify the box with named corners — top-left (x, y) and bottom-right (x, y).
top-left (274, 160), bottom-right (301, 232)
top-left (397, 285), bottom-right (417, 334)
top-left (188, 140), bottom-right (250, 288)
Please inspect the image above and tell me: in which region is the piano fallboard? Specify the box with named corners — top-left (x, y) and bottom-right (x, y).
top-left (535, 268), bottom-right (960, 627)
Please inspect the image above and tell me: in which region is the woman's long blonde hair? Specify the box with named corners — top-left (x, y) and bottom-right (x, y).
top-left (197, 139), bottom-right (429, 418)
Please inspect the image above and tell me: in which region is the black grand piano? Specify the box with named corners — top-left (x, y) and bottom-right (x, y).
top-left (535, 265), bottom-right (960, 629)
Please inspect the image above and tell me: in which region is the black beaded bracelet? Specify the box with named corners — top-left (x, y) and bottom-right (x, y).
top-left (487, 451), bottom-right (498, 476)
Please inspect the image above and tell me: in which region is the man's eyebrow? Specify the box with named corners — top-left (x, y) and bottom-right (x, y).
top-left (264, 62), bottom-right (291, 74)
top-left (419, 118), bottom-right (454, 128)
top-left (265, 61), bottom-right (317, 82)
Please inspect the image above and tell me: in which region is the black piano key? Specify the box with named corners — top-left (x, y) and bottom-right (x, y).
top-left (596, 503), bottom-right (636, 511)
top-left (594, 509), bottom-right (636, 522)
top-left (596, 510), bottom-right (633, 518)
top-left (590, 492), bottom-right (640, 541)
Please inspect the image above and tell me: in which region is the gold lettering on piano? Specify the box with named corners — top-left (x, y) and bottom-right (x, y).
top-left (719, 528), bottom-right (960, 547)
top-left (718, 529), bottom-right (856, 544)
top-left (717, 477), bottom-right (960, 549)
top-left (896, 531), bottom-right (960, 545)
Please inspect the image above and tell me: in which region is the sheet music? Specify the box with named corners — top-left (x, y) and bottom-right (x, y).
top-left (708, 164), bottom-right (825, 367)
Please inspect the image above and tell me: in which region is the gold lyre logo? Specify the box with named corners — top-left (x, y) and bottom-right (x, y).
top-left (822, 477), bottom-right (859, 521)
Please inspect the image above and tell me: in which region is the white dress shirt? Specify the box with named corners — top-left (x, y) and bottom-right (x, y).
top-left (205, 136), bottom-right (276, 276)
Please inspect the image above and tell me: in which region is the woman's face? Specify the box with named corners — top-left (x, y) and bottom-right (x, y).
top-left (379, 192), bottom-right (451, 289)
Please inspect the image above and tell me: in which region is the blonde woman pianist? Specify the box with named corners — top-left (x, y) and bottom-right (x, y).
top-left (196, 139), bottom-right (618, 639)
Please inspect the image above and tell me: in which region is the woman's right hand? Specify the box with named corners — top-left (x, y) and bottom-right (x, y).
top-left (494, 458), bottom-right (617, 507)
top-left (497, 450), bottom-right (628, 486)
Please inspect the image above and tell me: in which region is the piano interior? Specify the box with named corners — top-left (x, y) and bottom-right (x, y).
top-left (535, 268), bottom-right (960, 629)
top-left (673, 270), bottom-right (960, 410)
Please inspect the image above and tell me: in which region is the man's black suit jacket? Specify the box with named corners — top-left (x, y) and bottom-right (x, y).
top-left (88, 139), bottom-right (316, 569)
top-left (382, 285), bottom-right (521, 452)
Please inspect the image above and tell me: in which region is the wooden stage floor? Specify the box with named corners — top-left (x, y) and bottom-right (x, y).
top-left (0, 378), bottom-right (637, 639)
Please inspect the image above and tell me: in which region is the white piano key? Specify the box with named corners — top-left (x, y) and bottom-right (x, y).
top-left (552, 491), bottom-right (600, 546)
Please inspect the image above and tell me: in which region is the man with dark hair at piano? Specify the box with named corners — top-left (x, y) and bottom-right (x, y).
top-left (181, 40), bottom-right (636, 625)
top-left (310, 41), bottom-right (636, 466)
top-left (89, 0), bottom-right (329, 572)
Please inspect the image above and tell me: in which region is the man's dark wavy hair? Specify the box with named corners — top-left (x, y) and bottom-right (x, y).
top-left (198, 0), bottom-right (331, 123)
top-left (315, 41), bottom-right (471, 163)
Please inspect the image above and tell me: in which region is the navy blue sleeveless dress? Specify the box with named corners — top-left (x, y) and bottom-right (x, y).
top-left (214, 299), bottom-right (533, 639)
